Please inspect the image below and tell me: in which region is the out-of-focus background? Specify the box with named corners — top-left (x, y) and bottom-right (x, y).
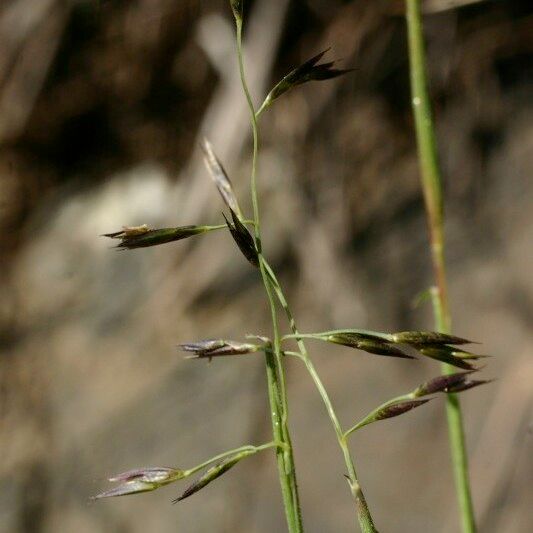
top-left (0, 0), bottom-right (531, 531)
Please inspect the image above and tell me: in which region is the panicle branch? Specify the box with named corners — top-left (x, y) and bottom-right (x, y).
top-left (345, 369), bottom-right (491, 437)
top-left (283, 329), bottom-right (487, 370)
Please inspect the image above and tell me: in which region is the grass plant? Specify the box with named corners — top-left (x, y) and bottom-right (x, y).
top-left (94, 2), bottom-right (490, 531)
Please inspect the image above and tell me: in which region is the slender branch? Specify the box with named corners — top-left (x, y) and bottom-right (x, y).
top-left (235, 18), bottom-right (303, 533)
top-left (282, 330), bottom-right (394, 343)
top-left (405, 1), bottom-right (476, 531)
top-left (184, 442), bottom-right (279, 477)
top-left (262, 257), bottom-right (378, 533)
top-left (206, 221), bottom-right (256, 232)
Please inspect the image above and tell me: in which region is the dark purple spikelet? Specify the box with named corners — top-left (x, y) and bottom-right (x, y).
top-left (173, 450), bottom-right (253, 503)
top-left (223, 208), bottom-right (259, 267)
top-left (415, 370), bottom-right (492, 397)
top-left (102, 225), bottom-right (208, 250)
top-left (374, 399), bottom-right (431, 422)
top-left (264, 49), bottom-right (353, 105)
top-left (415, 371), bottom-right (475, 396)
top-left (444, 379), bottom-right (493, 394)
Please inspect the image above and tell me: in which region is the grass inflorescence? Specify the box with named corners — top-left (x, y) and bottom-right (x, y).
top-left (94, 2), bottom-right (491, 531)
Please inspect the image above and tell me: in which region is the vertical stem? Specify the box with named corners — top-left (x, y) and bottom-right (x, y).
top-left (235, 18), bottom-right (303, 533)
top-left (302, 354), bottom-right (376, 533)
top-left (405, 2), bottom-right (476, 532)
top-left (263, 258), bottom-right (378, 533)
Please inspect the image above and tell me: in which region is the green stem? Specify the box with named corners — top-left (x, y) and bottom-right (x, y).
top-left (405, 1), bottom-right (476, 531)
top-left (184, 442), bottom-right (279, 477)
top-left (205, 220), bottom-right (256, 232)
top-left (235, 18), bottom-right (303, 533)
top-left (262, 257), bottom-right (378, 533)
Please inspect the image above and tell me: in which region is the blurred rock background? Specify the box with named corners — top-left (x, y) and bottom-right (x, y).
top-left (0, 0), bottom-right (531, 531)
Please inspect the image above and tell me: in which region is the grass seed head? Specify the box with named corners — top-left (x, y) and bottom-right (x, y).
top-left (374, 399), bottom-right (431, 422)
top-left (326, 333), bottom-right (414, 359)
top-left (414, 370), bottom-right (477, 397)
top-left (444, 379), bottom-right (493, 394)
top-left (103, 226), bottom-right (207, 249)
top-left (415, 345), bottom-right (476, 370)
top-left (264, 49), bottom-right (353, 107)
top-left (173, 450), bottom-right (253, 503)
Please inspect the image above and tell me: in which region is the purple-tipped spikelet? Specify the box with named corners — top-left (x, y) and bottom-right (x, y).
top-left (173, 450), bottom-right (254, 503)
top-left (223, 208), bottom-right (259, 266)
top-left (179, 339), bottom-right (264, 359)
top-left (444, 378), bottom-right (493, 393)
top-left (352, 399), bottom-right (432, 432)
top-left (415, 371), bottom-right (474, 396)
top-left (263, 49), bottom-right (353, 107)
top-left (415, 370), bottom-right (492, 397)
top-left (103, 225), bottom-right (208, 249)
top-left (325, 333), bottom-right (414, 359)
top-left (93, 467), bottom-right (184, 500)
top-left (374, 399), bottom-right (431, 422)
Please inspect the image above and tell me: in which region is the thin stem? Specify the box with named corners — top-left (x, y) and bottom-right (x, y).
top-left (282, 333), bottom-right (325, 342)
top-left (184, 442), bottom-right (279, 477)
top-left (235, 19), bottom-right (303, 533)
top-left (405, 1), bottom-right (476, 532)
top-left (205, 220), bottom-right (256, 232)
top-left (282, 330), bottom-right (394, 343)
top-left (262, 257), bottom-right (378, 533)
top-left (283, 351), bottom-right (305, 360)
